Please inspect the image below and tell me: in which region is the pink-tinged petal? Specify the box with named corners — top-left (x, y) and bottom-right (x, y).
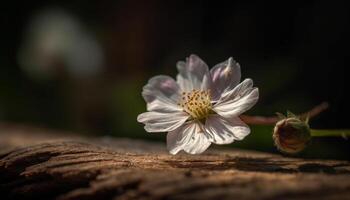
top-left (205, 115), bottom-right (250, 144)
top-left (176, 54), bottom-right (211, 92)
top-left (137, 111), bottom-right (189, 133)
top-left (210, 57), bottom-right (241, 100)
top-left (167, 122), bottom-right (211, 155)
top-left (176, 61), bottom-right (191, 92)
top-left (213, 79), bottom-right (259, 118)
top-left (218, 78), bottom-right (253, 102)
top-left (142, 75), bottom-right (182, 112)
top-left (146, 99), bottom-right (180, 113)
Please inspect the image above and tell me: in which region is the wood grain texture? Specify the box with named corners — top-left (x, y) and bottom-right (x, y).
top-left (1, 123), bottom-right (350, 200)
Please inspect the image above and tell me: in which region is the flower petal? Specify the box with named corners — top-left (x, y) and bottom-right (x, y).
top-left (167, 122), bottom-right (211, 154)
top-left (142, 75), bottom-right (182, 112)
top-left (213, 79), bottom-right (259, 118)
top-left (137, 111), bottom-right (189, 133)
top-left (176, 54), bottom-right (211, 92)
top-left (210, 57), bottom-right (241, 100)
top-left (205, 115), bottom-right (250, 144)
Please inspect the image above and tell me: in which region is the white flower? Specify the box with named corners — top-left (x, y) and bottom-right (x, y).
top-left (137, 54), bottom-right (259, 154)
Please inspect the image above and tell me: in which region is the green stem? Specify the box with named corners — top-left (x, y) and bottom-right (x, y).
top-left (310, 129), bottom-right (350, 138)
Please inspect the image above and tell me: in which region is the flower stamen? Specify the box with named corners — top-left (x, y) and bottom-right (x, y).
top-left (179, 89), bottom-right (212, 120)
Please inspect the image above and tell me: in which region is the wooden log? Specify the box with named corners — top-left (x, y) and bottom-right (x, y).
top-left (1, 123), bottom-right (350, 200)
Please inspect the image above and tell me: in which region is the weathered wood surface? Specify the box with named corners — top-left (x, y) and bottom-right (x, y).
top-left (1, 123), bottom-right (350, 200)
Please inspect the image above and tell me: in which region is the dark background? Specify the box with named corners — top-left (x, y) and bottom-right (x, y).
top-left (0, 1), bottom-right (349, 159)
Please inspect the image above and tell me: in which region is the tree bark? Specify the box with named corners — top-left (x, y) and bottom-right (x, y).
top-left (1, 123), bottom-right (350, 200)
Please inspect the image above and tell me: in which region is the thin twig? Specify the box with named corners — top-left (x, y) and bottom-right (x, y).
top-left (240, 102), bottom-right (329, 125)
top-left (299, 102), bottom-right (329, 120)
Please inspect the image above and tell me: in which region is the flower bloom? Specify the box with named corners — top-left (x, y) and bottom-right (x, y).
top-left (137, 55), bottom-right (259, 154)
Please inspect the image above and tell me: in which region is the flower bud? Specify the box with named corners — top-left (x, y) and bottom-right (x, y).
top-left (273, 112), bottom-right (311, 154)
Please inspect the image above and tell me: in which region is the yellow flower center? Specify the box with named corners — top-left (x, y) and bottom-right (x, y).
top-left (178, 89), bottom-right (212, 120)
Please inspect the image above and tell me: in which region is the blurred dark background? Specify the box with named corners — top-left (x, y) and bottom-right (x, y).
top-left (0, 1), bottom-right (349, 159)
